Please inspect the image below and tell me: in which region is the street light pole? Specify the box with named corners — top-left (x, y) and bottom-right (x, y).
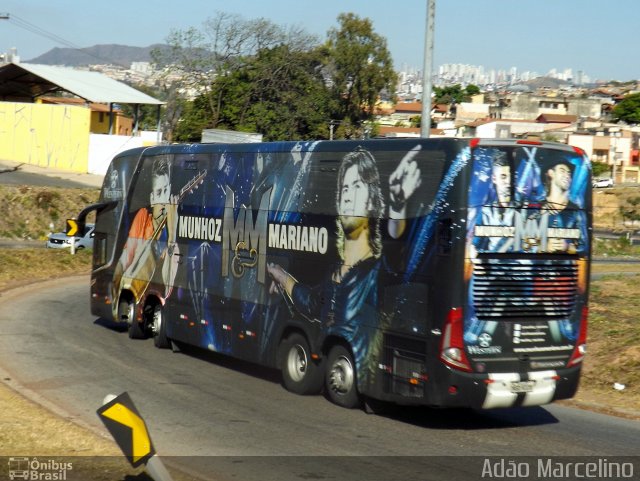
top-left (421, 0), bottom-right (436, 138)
top-left (611, 132), bottom-right (620, 183)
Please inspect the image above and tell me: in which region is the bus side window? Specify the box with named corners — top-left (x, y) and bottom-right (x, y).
top-left (93, 232), bottom-right (107, 267)
top-left (437, 218), bottom-right (452, 255)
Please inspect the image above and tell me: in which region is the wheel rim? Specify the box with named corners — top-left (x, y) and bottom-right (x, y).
top-left (119, 300), bottom-right (135, 325)
top-left (127, 303), bottom-right (135, 325)
top-left (328, 355), bottom-right (354, 396)
top-left (286, 344), bottom-right (308, 382)
top-left (152, 306), bottom-right (162, 336)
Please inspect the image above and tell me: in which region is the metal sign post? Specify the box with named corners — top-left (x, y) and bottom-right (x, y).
top-left (66, 219), bottom-right (79, 255)
top-left (98, 393), bottom-right (173, 481)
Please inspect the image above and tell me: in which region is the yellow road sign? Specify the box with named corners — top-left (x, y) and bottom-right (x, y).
top-left (65, 219), bottom-right (78, 236)
top-left (97, 392), bottom-right (155, 467)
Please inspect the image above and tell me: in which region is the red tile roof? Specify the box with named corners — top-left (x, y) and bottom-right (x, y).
top-left (536, 114), bottom-right (578, 123)
top-left (394, 102), bottom-right (423, 113)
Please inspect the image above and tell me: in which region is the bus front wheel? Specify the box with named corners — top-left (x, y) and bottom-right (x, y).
top-left (325, 345), bottom-right (360, 409)
top-left (118, 296), bottom-right (145, 340)
top-left (280, 333), bottom-right (323, 395)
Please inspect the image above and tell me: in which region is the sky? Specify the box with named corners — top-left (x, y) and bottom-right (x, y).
top-left (1, 0), bottom-right (638, 82)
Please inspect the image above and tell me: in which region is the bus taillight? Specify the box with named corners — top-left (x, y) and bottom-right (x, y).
top-left (572, 146), bottom-right (589, 157)
top-left (440, 307), bottom-right (473, 372)
top-left (567, 307), bottom-right (588, 367)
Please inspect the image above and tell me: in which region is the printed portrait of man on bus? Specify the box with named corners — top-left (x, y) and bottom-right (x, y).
top-left (472, 151), bottom-right (517, 253)
top-left (542, 157), bottom-right (586, 254)
top-left (469, 147), bottom-right (588, 256)
top-left (113, 156), bottom-right (181, 303)
top-left (267, 145), bottom-right (422, 381)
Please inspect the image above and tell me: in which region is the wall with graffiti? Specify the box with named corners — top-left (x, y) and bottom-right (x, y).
top-left (0, 102), bottom-right (90, 172)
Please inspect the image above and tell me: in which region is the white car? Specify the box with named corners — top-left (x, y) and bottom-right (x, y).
top-left (593, 178), bottom-right (614, 188)
top-left (46, 224), bottom-right (95, 250)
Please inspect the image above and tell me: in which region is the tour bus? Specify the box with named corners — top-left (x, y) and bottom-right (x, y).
top-left (82, 138), bottom-right (591, 410)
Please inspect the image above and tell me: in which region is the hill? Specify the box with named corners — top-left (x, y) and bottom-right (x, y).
top-left (523, 76), bottom-right (572, 89)
top-left (26, 43), bottom-right (171, 68)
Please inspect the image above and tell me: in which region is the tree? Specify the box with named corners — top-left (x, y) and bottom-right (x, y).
top-left (433, 84), bottom-right (481, 104)
top-left (612, 93), bottom-right (640, 124)
top-left (325, 13), bottom-right (397, 136)
top-left (118, 83), bottom-right (184, 139)
top-left (173, 93), bottom-right (213, 142)
top-left (222, 45), bottom-right (335, 141)
top-left (541, 133), bottom-right (560, 143)
top-left (619, 196), bottom-right (640, 227)
top-left (591, 161), bottom-right (610, 178)
top-left (175, 45), bottom-right (334, 142)
top-left (156, 11), bottom-right (398, 141)
top-left (117, 83), bottom-right (159, 131)
top-left (153, 12), bottom-right (318, 137)
top-left (465, 84), bottom-right (481, 97)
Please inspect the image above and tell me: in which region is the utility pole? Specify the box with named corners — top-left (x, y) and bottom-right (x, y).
top-left (611, 131), bottom-right (620, 183)
top-left (421, 0), bottom-right (436, 138)
top-left (0, 14), bottom-right (9, 66)
top-left (329, 120), bottom-right (340, 141)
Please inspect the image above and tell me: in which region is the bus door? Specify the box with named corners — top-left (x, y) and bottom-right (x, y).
top-left (91, 151), bottom-right (143, 319)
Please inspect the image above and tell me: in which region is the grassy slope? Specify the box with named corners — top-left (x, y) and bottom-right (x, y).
top-left (0, 249), bottom-right (93, 290)
top-left (0, 185), bottom-right (98, 240)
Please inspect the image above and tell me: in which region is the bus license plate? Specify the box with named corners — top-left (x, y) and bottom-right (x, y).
top-left (510, 381), bottom-right (535, 393)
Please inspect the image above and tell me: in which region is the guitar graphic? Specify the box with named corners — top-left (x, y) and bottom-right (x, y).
top-left (117, 169), bottom-right (207, 302)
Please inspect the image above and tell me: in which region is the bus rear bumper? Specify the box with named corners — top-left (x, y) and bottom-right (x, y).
top-left (365, 364), bottom-right (581, 409)
top-left (426, 365), bottom-right (582, 409)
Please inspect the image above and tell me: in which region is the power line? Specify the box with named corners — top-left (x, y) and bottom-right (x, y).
top-left (10, 14), bottom-right (82, 50)
top-left (6, 13), bottom-right (130, 68)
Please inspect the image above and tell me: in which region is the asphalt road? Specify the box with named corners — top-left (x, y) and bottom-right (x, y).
top-left (0, 277), bottom-right (638, 480)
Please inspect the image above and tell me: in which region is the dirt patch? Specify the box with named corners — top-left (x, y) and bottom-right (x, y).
top-left (593, 186), bottom-right (640, 233)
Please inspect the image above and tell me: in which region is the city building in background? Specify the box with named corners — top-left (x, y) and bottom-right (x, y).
top-left (0, 46), bottom-right (639, 182)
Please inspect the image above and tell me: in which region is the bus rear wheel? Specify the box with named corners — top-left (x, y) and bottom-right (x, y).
top-left (151, 303), bottom-right (170, 349)
top-left (325, 345), bottom-right (360, 409)
top-left (280, 333), bottom-right (323, 395)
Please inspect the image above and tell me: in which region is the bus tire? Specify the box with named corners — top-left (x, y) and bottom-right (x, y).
top-left (151, 303), bottom-right (170, 349)
top-left (118, 296), bottom-right (145, 340)
top-left (325, 345), bottom-right (360, 409)
top-left (280, 333), bottom-right (323, 395)
top-left (128, 317), bottom-right (146, 339)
